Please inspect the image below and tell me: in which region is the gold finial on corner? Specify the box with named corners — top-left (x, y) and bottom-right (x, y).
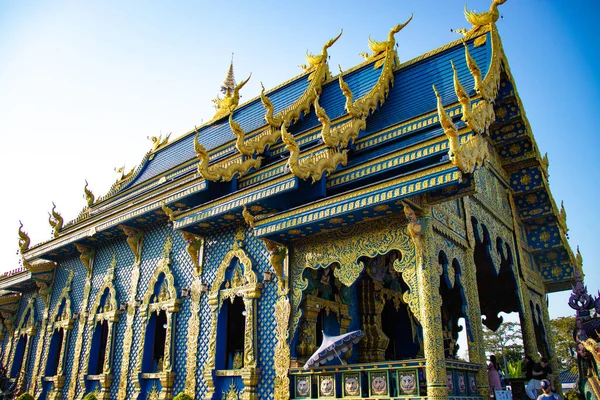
top-left (212, 54), bottom-right (252, 121)
top-left (48, 202), bottom-right (64, 238)
top-left (559, 200), bottom-right (568, 233)
top-left (576, 245), bottom-right (583, 268)
top-left (456, 0), bottom-right (507, 45)
top-left (18, 220), bottom-right (31, 254)
top-left (84, 179), bottom-right (95, 207)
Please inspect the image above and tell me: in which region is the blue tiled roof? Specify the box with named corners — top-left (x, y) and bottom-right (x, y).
top-left (122, 36), bottom-right (490, 194)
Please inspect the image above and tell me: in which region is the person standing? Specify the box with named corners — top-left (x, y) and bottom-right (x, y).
top-left (524, 355), bottom-right (537, 399)
top-left (488, 355), bottom-right (502, 397)
top-left (537, 379), bottom-right (559, 400)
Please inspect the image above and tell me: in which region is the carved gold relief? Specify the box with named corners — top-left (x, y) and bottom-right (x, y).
top-left (281, 122), bottom-right (348, 183)
top-left (433, 85), bottom-right (489, 174)
top-left (184, 277), bottom-right (204, 397)
top-left (160, 201), bottom-right (176, 222)
top-left (452, 59), bottom-right (495, 136)
top-left (290, 214), bottom-right (417, 341)
top-left (118, 224), bottom-right (144, 264)
top-left (194, 132), bottom-right (262, 182)
top-left (180, 231), bottom-right (204, 277)
top-left (18, 221), bottom-right (30, 254)
top-left (229, 109), bottom-right (281, 157)
top-left (75, 243), bottom-right (96, 277)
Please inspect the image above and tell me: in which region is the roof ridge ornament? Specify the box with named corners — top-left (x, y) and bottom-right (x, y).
top-left (263, 30), bottom-right (342, 130)
top-left (84, 179), bottom-right (95, 207)
top-left (432, 84), bottom-right (489, 174)
top-left (456, 0), bottom-right (507, 46)
top-left (194, 126), bottom-right (262, 182)
top-left (48, 202), bottom-right (63, 238)
top-left (229, 101), bottom-right (281, 157)
top-left (211, 59), bottom-right (251, 121)
top-left (148, 132), bottom-right (171, 152)
top-left (281, 113), bottom-right (348, 183)
top-left (364, 14), bottom-right (412, 64)
top-left (18, 220), bottom-right (30, 254)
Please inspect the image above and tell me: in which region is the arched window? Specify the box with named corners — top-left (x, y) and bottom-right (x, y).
top-left (81, 263), bottom-right (120, 398)
top-left (9, 296), bottom-right (37, 392)
top-left (133, 236), bottom-right (180, 400)
top-left (203, 230), bottom-right (260, 399)
top-left (41, 271), bottom-right (74, 399)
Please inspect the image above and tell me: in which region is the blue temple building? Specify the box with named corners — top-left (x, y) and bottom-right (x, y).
top-left (0, 2), bottom-right (580, 399)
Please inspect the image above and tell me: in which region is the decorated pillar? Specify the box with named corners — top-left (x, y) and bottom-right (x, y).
top-left (404, 204), bottom-right (448, 399)
top-left (182, 231), bottom-right (205, 398)
top-left (262, 238), bottom-right (290, 400)
top-left (461, 254), bottom-right (489, 397)
top-left (68, 244), bottom-right (96, 399)
top-left (116, 225), bottom-right (144, 400)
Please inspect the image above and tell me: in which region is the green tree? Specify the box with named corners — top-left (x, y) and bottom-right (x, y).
top-left (550, 316), bottom-right (577, 371)
top-left (483, 321), bottom-right (524, 376)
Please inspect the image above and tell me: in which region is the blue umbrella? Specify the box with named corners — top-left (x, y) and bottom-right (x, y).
top-left (303, 330), bottom-right (365, 369)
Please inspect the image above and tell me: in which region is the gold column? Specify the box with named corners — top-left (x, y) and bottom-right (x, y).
top-left (462, 255), bottom-right (489, 397)
top-left (405, 205), bottom-right (448, 400)
top-left (117, 261), bottom-right (142, 400)
top-left (30, 308), bottom-right (49, 394)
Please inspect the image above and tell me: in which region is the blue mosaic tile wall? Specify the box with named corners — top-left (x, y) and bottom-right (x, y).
top-left (2, 220), bottom-right (279, 399)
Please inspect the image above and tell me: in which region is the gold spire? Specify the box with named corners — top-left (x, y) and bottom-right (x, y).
top-left (221, 53), bottom-right (236, 96)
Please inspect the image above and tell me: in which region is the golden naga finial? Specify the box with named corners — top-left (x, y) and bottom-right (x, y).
top-left (212, 73), bottom-right (252, 121)
top-left (229, 113), bottom-right (280, 157)
top-left (161, 200), bottom-right (176, 222)
top-left (281, 121), bottom-right (348, 183)
top-left (148, 133), bottom-right (171, 152)
top-left (559, 200), bottom-right (568, 234)
top-left (315, 91), bottom-right (364, 149)
top-left (302, 30), bottom-right (343, 70)
top-left (242, 205), bottom-right (255, 228)
top-left (260, 82), bottom-right (282, 128)
top-left (433, 84), bottom-right (489, 174)
top-left (194, 129), bottom-right (262, 182)
top-left (18, 221), bottom-right (30, 254)
top-left (114, 165), bottom-right (134, 183)
top-left (451, 59), bottom-right (495, 135)
top-left (541, 152), bottom-right (550, 178)
top-left (48, 202), bottom-right (63, 238)
top-left (365, 15), bottom-right (412, 60)
top-left (84, 179), bottom-right (95, 207)
top-left (456, 0), bottom-right (507, 45)
top-left (576, 246), bottom-right (583, 268)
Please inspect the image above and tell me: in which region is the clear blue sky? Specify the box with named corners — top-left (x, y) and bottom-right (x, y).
top-left (0, 0), bottom-right (598, 319)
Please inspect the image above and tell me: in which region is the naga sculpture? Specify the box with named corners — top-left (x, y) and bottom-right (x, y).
top-left (456, 0), bottom-right (507, 41)
top-left (18, 221), bottom-right (30, 254)
top-left (281, 115), bottom-right (348, 183)
top-left (194, 130), bottom-right (262, 182)
top-left (48, 202), bottom-right (63, 238)
top-left (364, 15), bottom-right (412, 62)
top-left (315, 91), bottom-right (365, 149)
top-left (118, 224), bottom-right (144, 263)
top-left (148, 132), bottom-right (171, 152)
top-left (433, 85), bottom-right (489, 174)
top-left (451, 59), bottom-right (495, 135)
top-left (74, 243), bottom-right (95, 276)
top-left (83, 179), bottom-right (95, 207)
top-left (264, 30), bottom-right (342, 129)
top-left (229, 105), bottom-right (281, 157)
top-left (559, 201), bottom-right (568, 234)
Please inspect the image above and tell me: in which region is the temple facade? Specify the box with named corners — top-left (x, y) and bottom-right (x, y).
top-left (0, 2), bottom-right (580, 399)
